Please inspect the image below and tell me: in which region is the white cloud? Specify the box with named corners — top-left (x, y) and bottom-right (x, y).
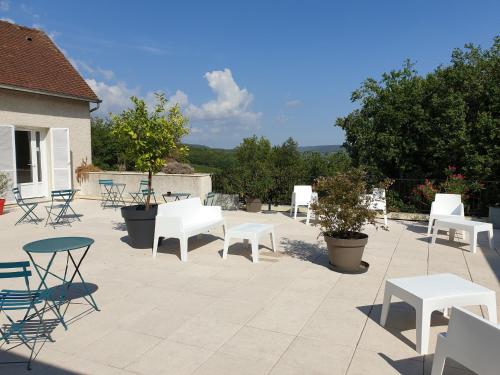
top-left (0, 17), bottom-right (13, 23)
top-left (185, 68), bottom-right (261, 124)
top-left (86, 79), bottom-right (141, 114)
top-left (0, 1), bottom-right (9, 12)
top-left (285, 99), bottom-right (302, 108)
top-left (74, 59), bottom-right (114, 80)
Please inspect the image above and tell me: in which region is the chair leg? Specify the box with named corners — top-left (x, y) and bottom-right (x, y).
top-left (180, 237), bottom-right (188, 262)
top-left (431, 334), bottom-right (448, 375)
top-left (383, 212), bottom-right (388, 226)
top-left (488, 228), bottom-right (495, 250)
top-left (293, 205), bottom-right (298, 219)
top-left (431, 226), bottom-right (439, 244)
top-left (471, 229), bottom-right (477, 253)
top-left (270, 230), bottom-right (277, 252)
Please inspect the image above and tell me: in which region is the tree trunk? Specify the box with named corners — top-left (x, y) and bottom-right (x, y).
top-left (146, 170), bottom-right (152, 210)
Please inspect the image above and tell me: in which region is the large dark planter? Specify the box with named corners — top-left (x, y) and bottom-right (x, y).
top-left (246, 198), bottom-right (262, 213)
top-left (121, 204), bottom-right (158, 248)
top-left (324, 233), bottom-right (369, 273)
top-left (489, 206), bottom-right (500, 229)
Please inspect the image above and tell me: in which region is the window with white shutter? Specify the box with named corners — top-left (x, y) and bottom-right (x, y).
top-left (0, 125), bottom-right (16, 202)
top-left (50, 128), bottom-right (71, 190)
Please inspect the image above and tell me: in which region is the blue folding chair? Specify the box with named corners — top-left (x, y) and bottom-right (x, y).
top-left (45, 190), bottom-right (78, 227)
top-left (98, 179), bottom-right (115, 208)
top-left (129, 180), bottom-right (150, 204)
top-left (12, 188), bottom-right (42, 225)
top-left (0, 261), bottom-right (51, 370)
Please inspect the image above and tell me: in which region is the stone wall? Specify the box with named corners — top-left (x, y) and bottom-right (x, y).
top-left (77, 171), bottom-right (212, 202)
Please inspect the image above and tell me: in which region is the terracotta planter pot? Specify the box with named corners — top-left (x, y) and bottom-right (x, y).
top-left (324, 233), bottom-right (368, 272)
top-left (0, 198), bottom-right (5, 215)
top-left (246, 198), bottom-right (262, 212)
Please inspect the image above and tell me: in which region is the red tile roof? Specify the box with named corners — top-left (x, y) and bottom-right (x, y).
top-left (0, 21), bottom-right (100, 102)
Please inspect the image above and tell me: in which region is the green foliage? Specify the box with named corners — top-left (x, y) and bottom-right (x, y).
top-left (111, 94), bottom-right (189, 208)
top-left (186, 145), bottom-right (237, 172)
top-left (336, 37), bottom-right (500, 181)
top-left (302, 151), bottom-right (351, 184)
top-left (0, 172), bottom-right (10, 197)
top-left (311, 168), bottom-right (377, 238)
top-left (91, 117), bottom-right (125, 170)
top-left (234, 136), bottom-right (273, 200)
top-left (268, 138), bottom-right (305, 205)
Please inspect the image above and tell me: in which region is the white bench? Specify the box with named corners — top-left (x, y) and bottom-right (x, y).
top-left (431, 218), bottom-right (494, 253)
top-left (380, 273), bottom-right (497, 355)
top-left (222, 223), bottom-right (276, 263)
top-left (153, 197), bottom-right (225, 262)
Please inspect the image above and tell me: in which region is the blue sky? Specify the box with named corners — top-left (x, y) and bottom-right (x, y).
top-left (1, 1), bottom-right (499, 148)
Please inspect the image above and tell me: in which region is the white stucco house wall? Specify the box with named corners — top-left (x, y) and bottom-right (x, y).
top-left (0, 21), bottom-right (100, 202)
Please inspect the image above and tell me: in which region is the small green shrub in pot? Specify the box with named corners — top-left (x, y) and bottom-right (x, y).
top-left (0, 172), bottom-right (10, 215)
top-left (311, 168), bottom-right (377, 272)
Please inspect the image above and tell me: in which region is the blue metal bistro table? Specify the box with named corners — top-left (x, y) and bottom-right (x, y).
top-left (23, 237), bottom-right (99, 329)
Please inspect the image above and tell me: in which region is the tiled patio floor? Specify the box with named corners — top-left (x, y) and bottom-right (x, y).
top-left (0, 199), bottom-right (498, 374)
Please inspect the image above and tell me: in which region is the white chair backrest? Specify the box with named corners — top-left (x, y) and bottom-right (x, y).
top-left (369, 188), bottom-right (386, 210)
top-left (157, 197), bottom-right (202, 217)
top-left (446, 307), bottom-right (500, 374)
top-left (432, 193), bottom-right (462, 215)
top-left (293, 185), bottom-right (313, 205)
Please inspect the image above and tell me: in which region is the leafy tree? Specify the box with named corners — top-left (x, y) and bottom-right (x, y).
top-left (235, 136), bottom-right (273, 200)
top-left (112, 94), bottom-right (189, 209)
top-left (91, 117), bottom-right (124, 170)
top-left (268, 137), bottom-right (305, 206)
top-left (336, 36), bottom-right (500, 182)
top-left (302, 150), bottom-right (351, 183)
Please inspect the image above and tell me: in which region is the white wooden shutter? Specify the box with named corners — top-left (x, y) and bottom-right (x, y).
top-left (50, 128), bottom-right (72, 190)
top-left (0, 125), bottom-right (16, 202)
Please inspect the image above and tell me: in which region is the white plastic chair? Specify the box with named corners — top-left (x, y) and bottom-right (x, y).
top-left (427, 193), bottom-right (464, 236)
top-left (431, 306), bottom-right (500, 375)
top-left (290, 185), bottom-right (313, 221)
top-left (367, 188), bottom-right (388, 225)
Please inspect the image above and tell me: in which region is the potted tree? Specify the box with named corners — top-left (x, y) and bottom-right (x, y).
top-left (235, 136), bottom-right (273, 212)
top-left (0, 172), bottom-right (9, 215)
top-left (311, 168), bottom-right (377, 273)
top-left (113, 94), bottom-right (189, 248)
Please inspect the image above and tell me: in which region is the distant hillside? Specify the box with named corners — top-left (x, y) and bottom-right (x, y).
top-left (298, 145), bottom-right (343, 153)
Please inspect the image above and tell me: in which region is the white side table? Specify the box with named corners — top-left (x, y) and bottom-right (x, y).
top-left (380, 273), bottom-right (497, 355)
top-left (431, 218), bottom-right (494, 253)
top-left (223, 223), bottom-right (276, 263)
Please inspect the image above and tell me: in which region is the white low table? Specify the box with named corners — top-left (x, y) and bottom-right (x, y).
top-left (380, 273), bottom-right (497, 354)
top-left (223, 223), bottom-right (276, 263)
top-left (431, 218), bottom-right (494, 253)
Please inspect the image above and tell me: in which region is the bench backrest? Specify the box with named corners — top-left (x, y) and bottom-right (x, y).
top-left (157, 197), bottom-right (203, 218)
top-left (445, 307), bottom-right (500, 374)
top-left (432, 193), bottom-right (462, 215)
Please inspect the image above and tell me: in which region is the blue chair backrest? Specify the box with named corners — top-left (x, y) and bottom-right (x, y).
top-left (12, 187), bottom-right (24, 204)
top-left (99, 179), bottom-right (113, 185)
top-left (0, 261), bottom-right (31, 288)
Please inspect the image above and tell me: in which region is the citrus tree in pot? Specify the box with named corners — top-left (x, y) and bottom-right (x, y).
top-left (235, 136), bottom-right (273, 212)
top-left (112, 94), bottom-right (189, 248)
top-left (311, 168), bottom-right (377, 273)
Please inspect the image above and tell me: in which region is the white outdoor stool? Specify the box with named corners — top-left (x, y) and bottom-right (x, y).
top-left (431, 218), bottom-right (494, 253)
top-left (380, 273), bottom-right (497, 355)
top-left (223, 223), bottom-right (276, 263)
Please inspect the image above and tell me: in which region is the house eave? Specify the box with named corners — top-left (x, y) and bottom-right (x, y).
top-left (0, 83), bottom-right (102, 104)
